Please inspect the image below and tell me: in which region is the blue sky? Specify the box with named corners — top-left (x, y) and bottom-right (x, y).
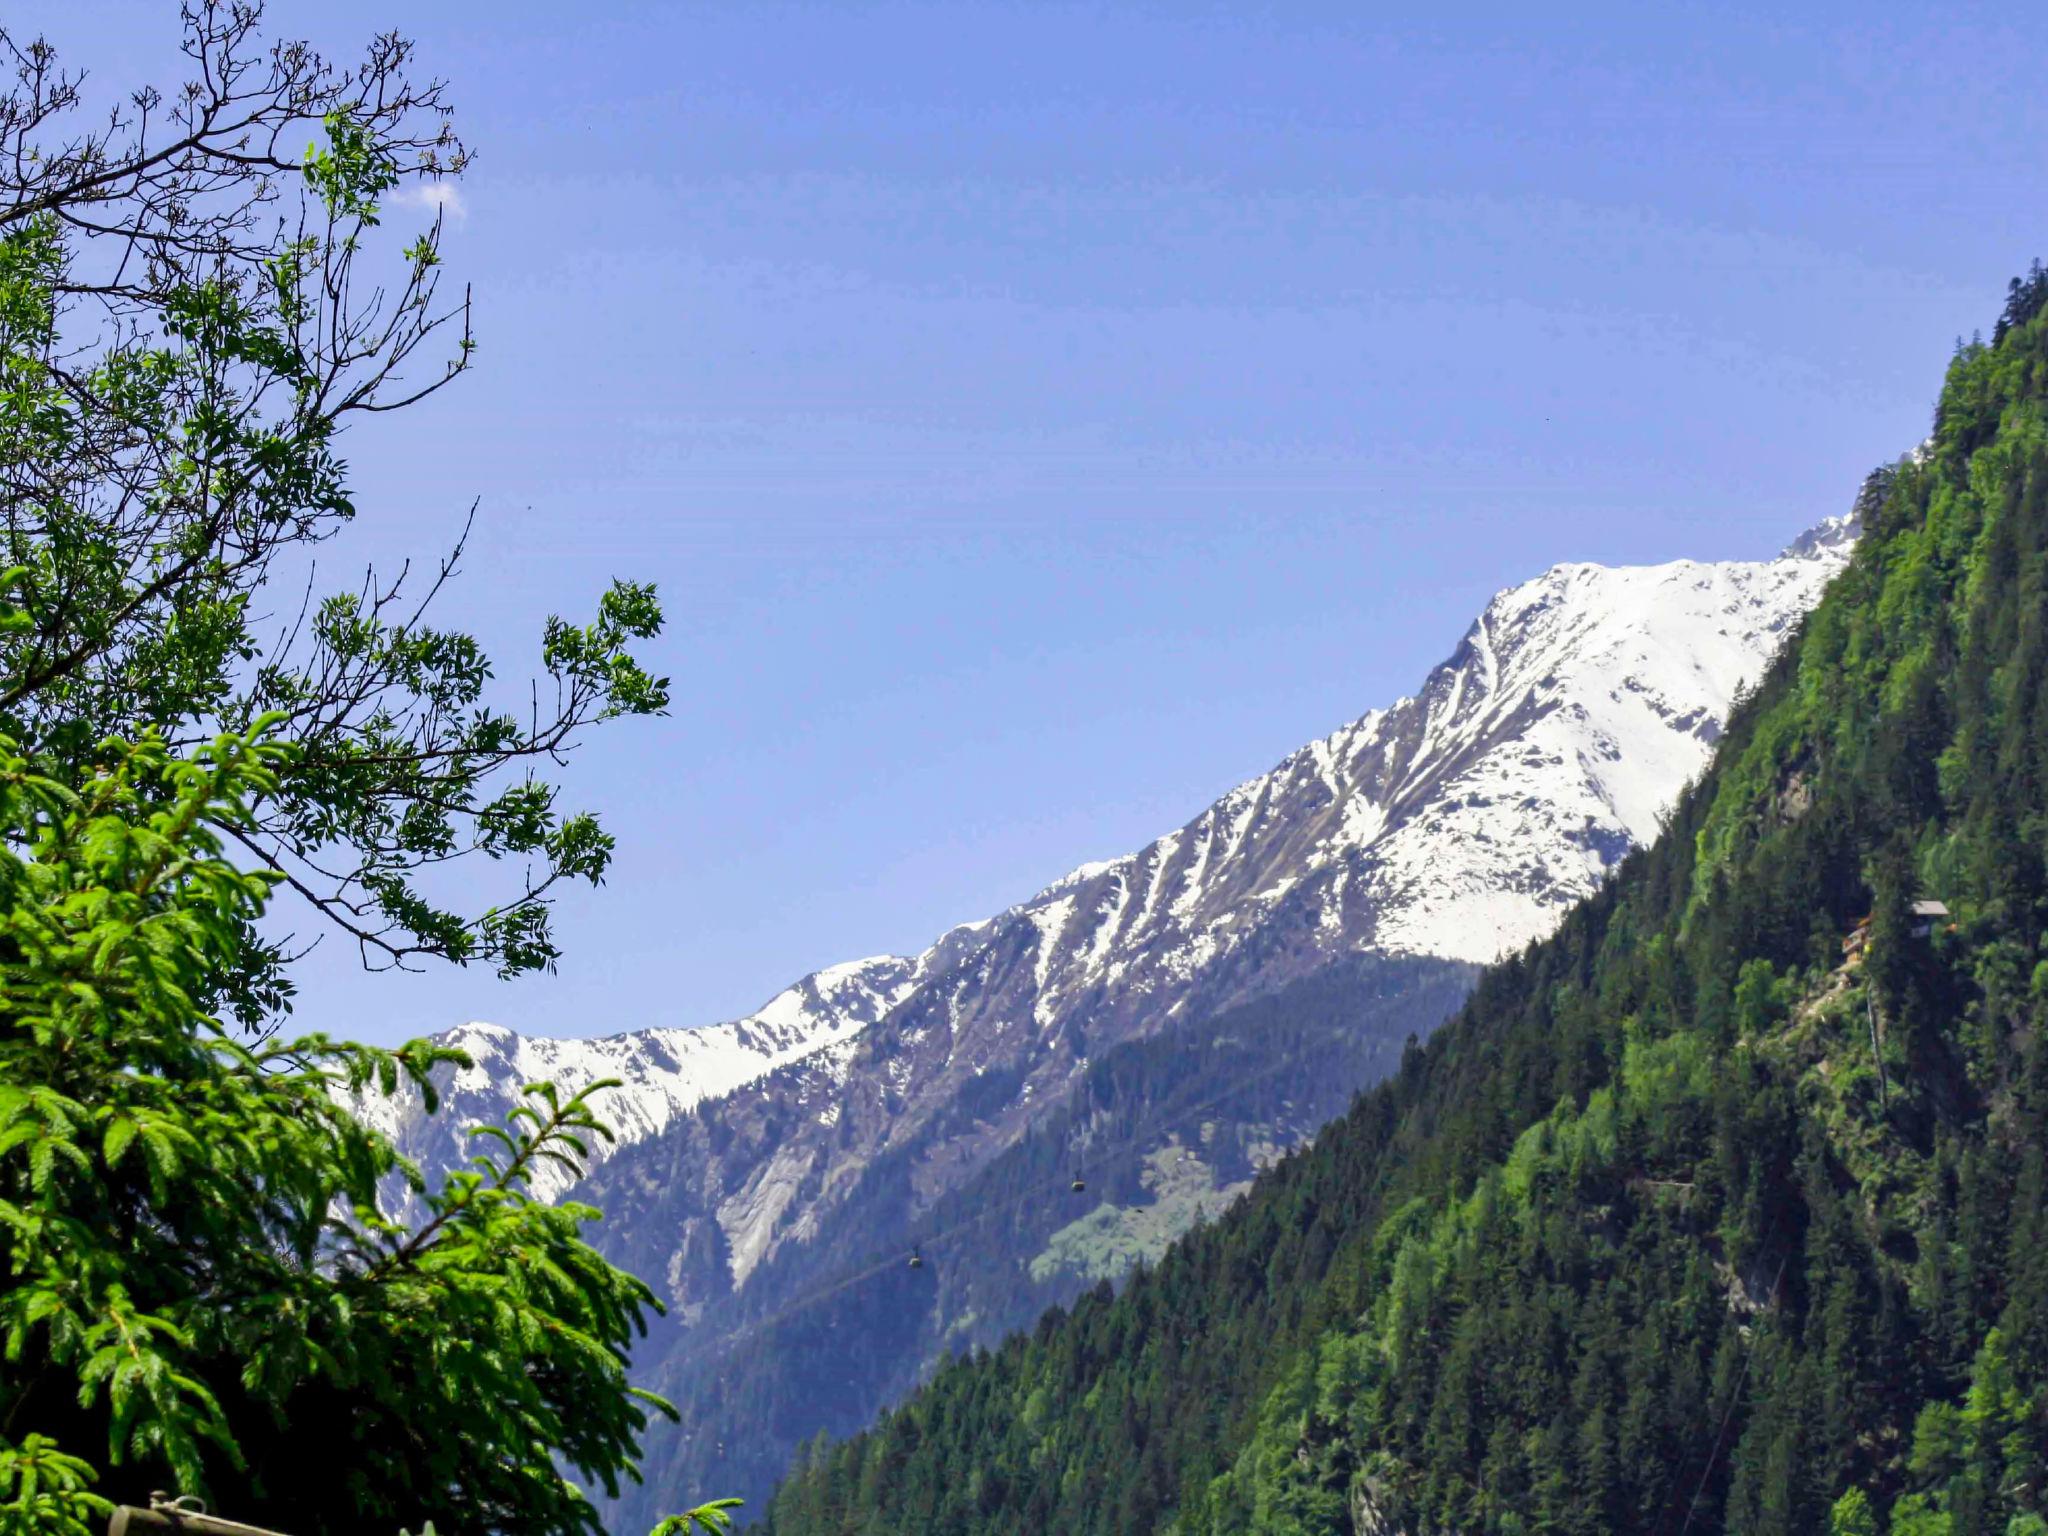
top-left (48, 1), bottom-right (2046, 1045)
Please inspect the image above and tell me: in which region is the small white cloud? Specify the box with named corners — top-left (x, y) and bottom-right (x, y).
top-left (396, 180), bottom-right (467, 222)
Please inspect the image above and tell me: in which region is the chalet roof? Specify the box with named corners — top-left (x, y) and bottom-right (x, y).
top-left (1911, 899), bottom-right (1951, 917)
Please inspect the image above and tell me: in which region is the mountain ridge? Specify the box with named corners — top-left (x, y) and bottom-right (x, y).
top-left (350, 954), bottom-right (920, 1209)
top-left (363, 516), bottom-right (1854, 1212)
top-left (589, 517), bottom-right (1852, 1525)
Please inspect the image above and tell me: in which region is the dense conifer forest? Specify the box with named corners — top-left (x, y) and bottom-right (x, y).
top-left (760, 268), bottom-right (2048, 1536)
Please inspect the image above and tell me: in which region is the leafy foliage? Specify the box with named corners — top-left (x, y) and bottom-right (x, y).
top-left (0, 711), bottom-right (678, 1531)
top-left (0, 1435), bottom-right (108, 1536)
top-left (763, 277), bottom-right (2048, 1534)
top-left (652, 1499), bottom-right (748, 1536)
top-left (0, 6), bottom-right (728, 1532)
top-left (0, 2), bottom-right (667, 1021)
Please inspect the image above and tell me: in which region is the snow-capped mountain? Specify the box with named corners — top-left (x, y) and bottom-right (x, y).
top-left (366, 516), bottom-right (1853, 1221)
top-left (870, 512), bottom-right (1861, 1028)
top-left (355, 515), bottom-right (1857, 1525)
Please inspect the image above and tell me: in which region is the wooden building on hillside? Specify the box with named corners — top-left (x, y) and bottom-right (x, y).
top-left (1910, 899), bottom-right (1952, 939)
top-left (1842, 898), bottom-right (1952, 963)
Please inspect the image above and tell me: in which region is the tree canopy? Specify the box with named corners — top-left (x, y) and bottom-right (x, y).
top-left (0, 6), bottom-right (725, 1532)
top-left (0, 0), bottom-right (666, 1020)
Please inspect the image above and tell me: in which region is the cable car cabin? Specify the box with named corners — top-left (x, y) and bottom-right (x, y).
top-left (908, 1248), bottom-right (924, 1270)
top-left (1070, 1177), bottom-right (1087, 1193)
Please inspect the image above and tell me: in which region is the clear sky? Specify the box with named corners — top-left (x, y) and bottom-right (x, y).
top-left (41, 1), bottom-right (2048, 1046)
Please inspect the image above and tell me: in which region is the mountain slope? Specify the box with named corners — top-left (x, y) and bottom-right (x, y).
top-left (571, 522), bottom-right (1851, 1527)
top-left (760, 276), bottom-right (2048, 1536)
top-left (368, 521), bottom-right (1851, 1222)
top-left (618, 951), bottom-right (1477, 1528)
top-left (352, 512), bottom-right (1851, 1528)
top-left (351, 956), bottom-right (920, 1209)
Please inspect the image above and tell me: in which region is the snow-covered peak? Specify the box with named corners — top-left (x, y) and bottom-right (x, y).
top-left (945, 531), bottom-right (1851, 998)
top-left (1782, 512), bottom-right (1861, 561)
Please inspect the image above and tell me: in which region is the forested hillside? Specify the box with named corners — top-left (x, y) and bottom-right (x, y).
top-left (593, 515), bottom-right (1844, 1530)
top-left (759, 271), bottom-right (2048, 1536)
